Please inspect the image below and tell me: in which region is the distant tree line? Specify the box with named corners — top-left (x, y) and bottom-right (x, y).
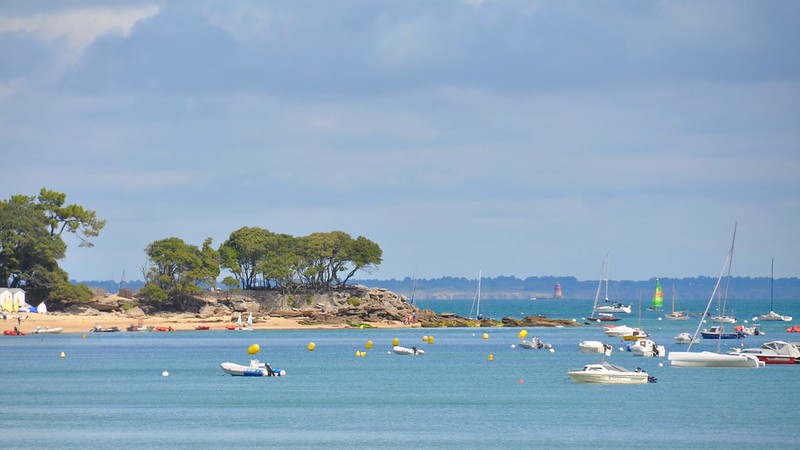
top-left (356, 275), bottom-right (800, 301)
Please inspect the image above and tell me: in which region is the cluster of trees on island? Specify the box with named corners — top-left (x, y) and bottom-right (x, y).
top-left (1, 188), bottom-right (382, 308)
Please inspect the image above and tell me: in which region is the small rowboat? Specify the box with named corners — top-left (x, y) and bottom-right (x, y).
top-left (195, 325), bottom-right (210, 331)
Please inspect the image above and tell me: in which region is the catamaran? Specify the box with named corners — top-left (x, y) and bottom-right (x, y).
top-left (647, 279), bottom-right (663, 311)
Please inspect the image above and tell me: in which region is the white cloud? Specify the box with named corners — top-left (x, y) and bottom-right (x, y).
top-left (0, 5), bottom-right (160, 65)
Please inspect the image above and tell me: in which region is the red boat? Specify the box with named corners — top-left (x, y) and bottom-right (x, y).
top-left (3, 329), bottom-right (25, 336)
top-left (195, 325), bottom-right (210, 331)
top-left (731, 341), bottom-right (800, 365)
top-left (155, 326), bottom-right (174, 332)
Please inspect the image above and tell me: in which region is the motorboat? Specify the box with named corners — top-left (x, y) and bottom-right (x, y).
top-left (729, 341), bottom-right (800, 364)
top-left (603, 325), bottom-right (637, 337)
top-left (734, 325), bottom-right (764, 336)
top-left (700, 325), bottom-right (743, 340)
top-left (628, 339), bottom-right (665, 357)
top-left (621, 328), bottom-right (649, 341)
top-left (90, 325), bottom-right (120, 332)
top-left (220, 360), bottom-right (286, 377)
top-left (664, 311), bottom-right (690, 320)
top-left (568, 361), bottom-right (655, 384)
top-left (579, 341), bottom-right (613, 355)
top-left (126, 324), bottom-right (154, 332)
top-left (32, 326), bottom-right (63, 334)
top-left (756, 311), bottom-right (792, 322)
top-left (518, 336), bottom-right (552, 350)
top-left (675, 332), bottom-right (700, 344)
top-left (3, 329), bottom-right (25, 336)
top-left (668, 351), bottom-right (764, 368)
top-left (392, 345), bottom-right (424, 355)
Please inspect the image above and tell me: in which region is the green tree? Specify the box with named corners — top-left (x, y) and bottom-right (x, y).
top-left (0, 189), bottom-right (101, 303)
top-left (141, 237), bottom-right (218, 310)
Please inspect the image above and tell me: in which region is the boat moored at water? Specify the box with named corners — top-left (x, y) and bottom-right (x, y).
top-left (32, 326), bottom-right (62, 334)
top-left (392, 345), bottom-right (424, 355)
top-left (579, 341), bottom-right (613, 354)
top-left (729, 341), bottom-right (800, 365)
top-left (568, 361), bottom-right (655, 384)
top-left (700, 325), bottom-right (743, 340)
top-left (518, 336), bottom-right (552, 350)
top-left (220, 360), bottom-right (286, 377)
top-left (668, 351), bottom-right (763, 368)
top-left (674, 332), bottom-right (700, 344)
top-left (628, 339), bottom-right (665, 357)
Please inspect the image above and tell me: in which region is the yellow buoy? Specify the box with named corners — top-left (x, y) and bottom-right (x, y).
top-left (82, 334), bottom-right (86, 339)
top-left (307, 342), bottom-right (316, 351)
top-left (518, 330), bottom-right (528, 339)
top-left (247, 344), bottom-right (261, 355)
top-left (482, 333), bottom-right (489, 340)
top-left (427, 335), bottom-right (434, 344)
top-left (422, 335), bottom-right (428, 342)
top-left (365, 340), bottom-right (373, 349)
top-left (59, 351), bottom-right (65, 358)
top-left (392, 337), bottom-right (399, 346)
top-left (488, 354), bottom-right (494, 361)
top-left (356, 350), bottom-right (367, 357)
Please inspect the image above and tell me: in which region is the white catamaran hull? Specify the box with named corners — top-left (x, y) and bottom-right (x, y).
top-left (668, 351), bottom-right (763, 368)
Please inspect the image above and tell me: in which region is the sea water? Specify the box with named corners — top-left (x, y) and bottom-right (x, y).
top-left (2, 298), bottom-right (799, 449)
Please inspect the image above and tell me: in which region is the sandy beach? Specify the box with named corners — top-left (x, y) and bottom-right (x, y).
top-left (3, 311), bottom-right (411, 334)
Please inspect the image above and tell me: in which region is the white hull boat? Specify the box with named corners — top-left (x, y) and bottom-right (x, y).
top-left (674, 332), bottom-right (699, 344)
top-left (519, 337), bottom-right (552, 349)
top-left (603, 325), bottom-right (636, 337)
top-left (220, 360), bottom-right (286, 377)
top-left (668, 351), bottom-right (763, 368)
top-left (392, 345), bottom-right (424, 355)
top-left (729, 341), bottom-right (800, 365)
top-left (755, 311), bottom-right (792, 322)
top-left (568, 361), bottom-right (655, 384)
top-left (594, 304), bottom-right (632, 314)
top-left (709, 315), bottom-right (736, 324)
top-left (579, 341), bottom-right (613, 354)
top-left (32, 326), bottom-right (63, 334)
top-left (628, 339), bottom-right (665, 357)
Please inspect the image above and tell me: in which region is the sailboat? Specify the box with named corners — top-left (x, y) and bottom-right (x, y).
top-left (468, 270), bottom-right (483, 320)
top-left (586, 256), bottom-right (622, 322)
top-left (668, 223), bottom-right (763, 368)
top-left (593, 258), bottom-right (631, 314)
top-left (664, 285), bottom-right (689, 320)
top-left (243, 312), bottom-right (254, 331)
top-left (409, 269), bottom-right (418, 307)
top-left (755, 259), bottom-right (792, 322)
top-left (647, 279), bottom-right (663, 311)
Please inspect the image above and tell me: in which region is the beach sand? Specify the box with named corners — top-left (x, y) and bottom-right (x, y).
top-left (3, 311), bottom-right (410, 334)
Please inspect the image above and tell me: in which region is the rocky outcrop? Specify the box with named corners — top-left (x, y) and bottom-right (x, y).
top-left (76, 284), bottom-right (579, 328)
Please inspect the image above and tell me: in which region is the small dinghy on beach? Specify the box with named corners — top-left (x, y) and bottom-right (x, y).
top-left (220, 359), bottom-right (286, 377)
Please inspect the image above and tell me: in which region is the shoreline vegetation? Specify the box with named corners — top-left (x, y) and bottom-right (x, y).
top-left (6, 285), bottom-right (579, 334)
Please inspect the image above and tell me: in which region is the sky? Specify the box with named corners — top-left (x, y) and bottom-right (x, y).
top-left (1, 1), bottom-right (799, 283)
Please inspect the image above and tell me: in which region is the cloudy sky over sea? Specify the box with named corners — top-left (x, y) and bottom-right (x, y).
top-left (2, 1), bottom-right (798, 282)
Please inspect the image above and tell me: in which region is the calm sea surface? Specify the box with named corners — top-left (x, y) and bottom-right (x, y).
top-left (2, 298), bottom-right (799, 449)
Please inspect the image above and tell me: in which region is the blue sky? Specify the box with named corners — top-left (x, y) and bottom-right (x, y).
top-left (1, 1), bottom-right (799, 282)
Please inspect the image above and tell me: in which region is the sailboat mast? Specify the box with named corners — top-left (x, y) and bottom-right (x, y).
top-left (476, 270), bottom-right (482, 318)
top-left (770, 258), bottom-right (774, 311)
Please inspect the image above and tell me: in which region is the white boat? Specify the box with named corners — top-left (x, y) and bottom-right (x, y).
top-left (468, 270), bottom-right (484, 320)
top-left (755, 259), bottom-right (792, 322)
top-left (579, 340), bottom-right (613, 355)
top-left (674, 332), bottom-right (699, 344)
top-left (392, 345), bottom-right (424, 355)
top-left (729, 341), bottom-right (800, 365)
top-left (709, 315), bottom-right (736, 324)
top-left (32, 326), bottom-right (62, 334)
top-left (664, 285), bottom-right (689, 320)
top-left (568, 361), bottom-right (655, 384)
top-left (518, 336), bottom-right (552, 350)
top-left (220, 359), bottom-right (286, 377)
top-left (603, 325), bottom-right (637, 337)
top-left (628, 339), bottom-right (665, 357)
top-left (669, 351), bottom-right (763, 368)
top-left (586, 256), bottom-right (631, 320)
top-left (756, 311), bottom-right (792, 322)
top-left (668, 224), bottom-right (763, 369)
